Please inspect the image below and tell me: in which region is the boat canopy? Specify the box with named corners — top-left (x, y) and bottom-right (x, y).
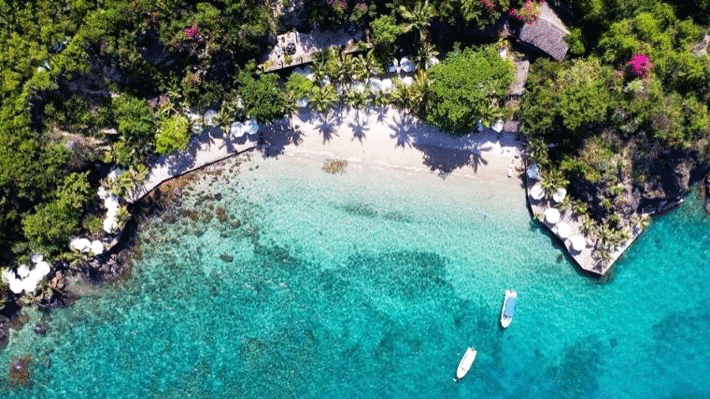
top-left (503, 297), bottom-right (517, 318)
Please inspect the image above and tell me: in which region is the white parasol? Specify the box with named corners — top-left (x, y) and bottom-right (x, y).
top-left (244, 119), bottom-right (260, 135)
top-left (556, 222), bottom-right (571, 239)
top-left (544, 208), bottom-right (560, 224)
top-left (400, 57), bottom-right (415, 73)
top-left (530, 184), bottom-right (544, 200)
top-left (570, 235), bottom-right (587, 252)
top-left (552, 187), bottom-right (567, 203)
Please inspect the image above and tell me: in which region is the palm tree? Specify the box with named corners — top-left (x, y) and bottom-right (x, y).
top-left (390, 79), bottom-right (414, 112)
top-left (526, 137), bottom-right (550, 168)
top-left (310, 84), bottom-right (339, 115)
top-left (399, 0), bottom-right (437, 44)
top-left (355, 50), bottom-right (384, 84)
top-left (539, 169), bottom-right (569, 199)
top-left (346, 88), bottom-right (370, 121)
top-left (335, 52), bottom-right (357, 90)
top-left (411, 69), bottom-right (431, 113)
top-left (414, 42), bottom-right (439, 70)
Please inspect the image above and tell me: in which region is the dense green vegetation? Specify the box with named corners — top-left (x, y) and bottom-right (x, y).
top-left (0, 0), bottom-right (709, 295)
top-left (521, 1), bottom-right (710, 259)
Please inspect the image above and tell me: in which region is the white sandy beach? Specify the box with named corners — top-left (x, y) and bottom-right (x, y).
top-left (131, 105), bottom-right (526, 203)
top-left (260, 106), bottom-right (526, 196)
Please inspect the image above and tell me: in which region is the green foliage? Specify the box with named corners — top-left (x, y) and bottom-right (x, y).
top-left (155, 114), bottom-right (190, 154)
top-left (521, 58), bottom-right (613, 141)
top-left (371, 15), bottom-right (400, 47)
top-left (22, 172), bottom-right (91, 254)
top-left (113, 94), bottom-right (155, 159)
top-left (237, 68), bottom-right (287, 123)
top-left (82, 215), bottom-right (104, 235)
top-left (426, 46), bottom-right (513, 134)
top-left (286, 74), bottom-right (314, 100)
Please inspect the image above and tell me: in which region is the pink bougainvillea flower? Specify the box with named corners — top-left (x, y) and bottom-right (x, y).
top-left (627, 54), bottom-right (653, 78)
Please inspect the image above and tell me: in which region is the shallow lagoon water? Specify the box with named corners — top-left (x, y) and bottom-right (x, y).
top-left (1, 154), bottom-right (710, 398)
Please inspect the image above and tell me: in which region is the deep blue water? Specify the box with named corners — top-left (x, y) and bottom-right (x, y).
top-left (1, 155), bottom-right (709, 398)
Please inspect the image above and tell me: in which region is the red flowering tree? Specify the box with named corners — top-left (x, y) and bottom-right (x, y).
top-left (184, 23), bottom-right (202, 42)
top-left (510, 0), bottom-right (542, 24)
top-left (626, 54), bottom-right (652, 79)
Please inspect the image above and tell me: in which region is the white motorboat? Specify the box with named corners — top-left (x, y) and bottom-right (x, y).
top-left (453, 347), bottom-right (477, 382)
top-left (500, 290), bottom-right (517, 328)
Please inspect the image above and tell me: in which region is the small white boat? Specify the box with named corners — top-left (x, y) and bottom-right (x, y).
top-left (453, 347), bottom-right (477, 382)
top-left (500, 290), bottom-right (517, 328)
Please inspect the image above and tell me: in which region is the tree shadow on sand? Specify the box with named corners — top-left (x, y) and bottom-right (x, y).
top-left (387, 112), bottom-right (499, 177)
top-left (314, 113), bottom-right (339, 143)
top-left (349, 115), bottom-right (370, 142)
top-left (258, 119), bottom-right (304, 157)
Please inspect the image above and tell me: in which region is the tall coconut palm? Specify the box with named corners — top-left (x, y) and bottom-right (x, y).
top-left (346, 88), bottom-right (371, 121)
top-left (399, 0), bottom-right (437, 44)
top-left (310, 84), bottom-right (339, 116)
top-left (411, 69), bottom-right (431, 113)
top-left (335, 52), bottom-right (357, 90)
top-left (414, 42), bottom-right (439, 70)
top-left (355, 50), bottom-right (384, 84)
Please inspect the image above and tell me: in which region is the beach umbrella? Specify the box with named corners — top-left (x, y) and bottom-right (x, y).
top-left (571, 235), bottom-right (587, 252)
top-left (379, 78), bottom-right (393, 93)
top-left (552, 187), bottom-right (567, 203)
top-left (544, 208), bottom-right (560, 224)
top-left (244, 119), bottom-right (260, 135)
top-left (203, 109), bottom-right (218, 127)
top-left (400, 57), bottom-right (415, 73)
top-left (492, 119), bottom-right (504, 133)
top-left (296, 97), bottom-right (309, 108)
top-left (556, 222), bottom-right (571, 239)
top-left (230, 122), bottom-right (245, 137)
top-left (91, 240), bottom-right (104, 256)
top-left (426, 56), bottom-right (439, 69)
top-left (401, 76), bottom-right (414, 86)
top-left (388, 58), bottom-right (399, 74)
top-left (70, 238), bottom-right (92, 253)
top-left (368, 78), bottom-right (382, 93)
top-left (526, 164), bottom-right (540, 180)
top-left (17, 264), bottom-right (30, 279)
top-left (530, 184), bottom-right (544, 200)
top-left (31, 254), bottom-right (43, 263)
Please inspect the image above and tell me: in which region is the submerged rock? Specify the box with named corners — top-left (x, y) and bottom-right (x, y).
top-left (34, 323), bottom-right (47, 336)
top-left (9, 356), bottom-right (32, 387)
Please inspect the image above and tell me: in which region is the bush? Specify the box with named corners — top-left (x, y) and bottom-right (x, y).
top-left (426, 46), bottom-right (513, 134)
top-left (155, 115), bottom-right (191, 154)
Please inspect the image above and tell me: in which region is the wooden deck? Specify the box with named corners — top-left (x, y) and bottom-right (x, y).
top-left (525, 170), bottom-right (640, 276)
top-left (260, 26), bottom-right (366, 72)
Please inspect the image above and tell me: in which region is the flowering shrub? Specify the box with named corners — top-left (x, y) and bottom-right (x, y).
top-left (327, 0), bottom-right (346, 12)
top-left (184, 23), bottom-right (202, 42)
top-left (480, 0), bottom-right (495, 12)
top-left (355, 0), bottom-right (367, 13)
top-left (626, 54), bottom-right (652, 79)
top-left (510, 0), bottom-right (542, 24)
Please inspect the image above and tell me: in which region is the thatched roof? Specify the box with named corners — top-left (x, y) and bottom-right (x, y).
top-left (518, 3), bottom-right (569, 61)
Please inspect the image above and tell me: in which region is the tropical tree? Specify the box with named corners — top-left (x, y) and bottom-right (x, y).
top-left (355, 51), bottom-right (383, 84)
top-left (310, 84), bottom-right (339, 115)
top-left (399, 0), bottom-right (437, 44)
top-left (155, 115), bottom-right (191, 154)
top-left (539, 169), bottom-right (569, 198)
top-left (426, 45), bottom-right (514, 134)
top-left (411, 70), bottom-right (431, 113)
top-left (414, 42), bottom-right (439, 70)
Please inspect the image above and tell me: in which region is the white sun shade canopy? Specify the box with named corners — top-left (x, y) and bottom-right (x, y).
top-left (530, 184), bottom-right (544, 200)
top-left (556, 222), bottom-right (571, 239)
top-left (552, 187), bottom-right (567, 203)
top-left (544, 207), bottom-right (560, 224)
top-left (400, 57), bottom-right (415, 73)
top-left (571, 235), bottom-right (587, 252)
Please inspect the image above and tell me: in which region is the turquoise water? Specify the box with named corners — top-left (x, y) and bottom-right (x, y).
top-left (2, 155), bottom-right (710, 398)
